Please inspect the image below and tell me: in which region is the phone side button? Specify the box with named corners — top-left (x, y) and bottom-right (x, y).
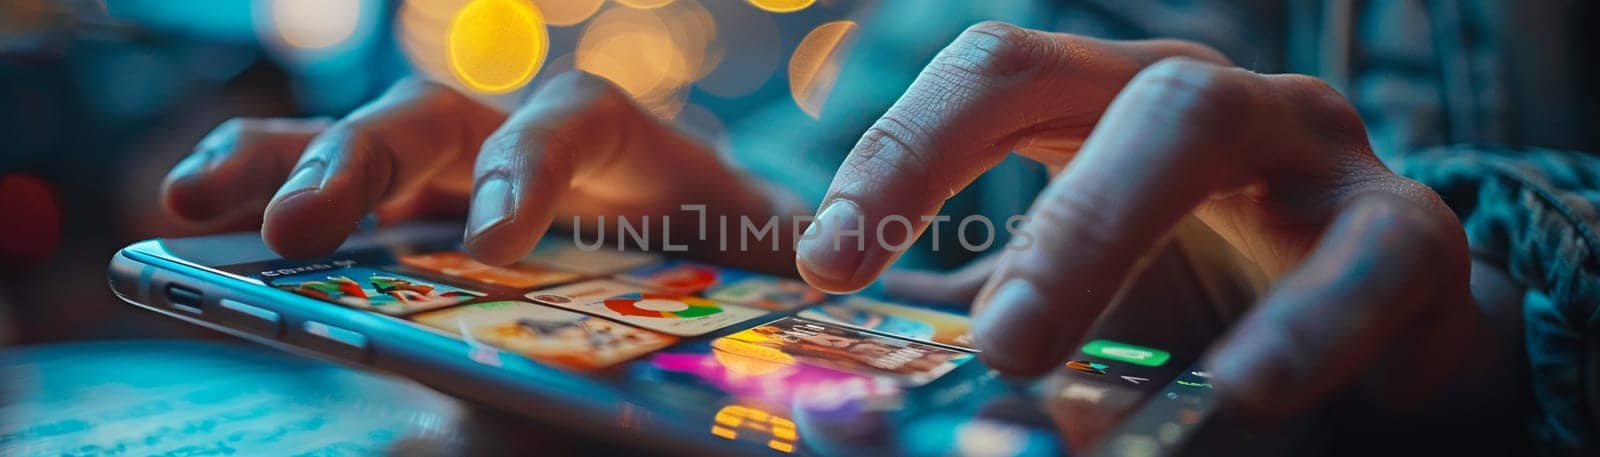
top-left (302, 321), bottom-right (370, 364)
top-left (217, 299), bottom-right (283, 338)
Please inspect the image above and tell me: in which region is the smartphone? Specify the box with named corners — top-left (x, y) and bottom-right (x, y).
top-left (108, 222), bottom-right (1303, 456)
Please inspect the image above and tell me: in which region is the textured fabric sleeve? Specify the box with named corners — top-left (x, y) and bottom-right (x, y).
top-left (1388, 145), bottom-right (1600, 457)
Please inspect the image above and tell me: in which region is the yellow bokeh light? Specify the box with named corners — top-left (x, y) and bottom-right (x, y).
top-left (789, 20), bottom-right (858, 118)
top-left (576, 1), bottom-right (715, 118)
top-left (532, 0), bottom-right (605, 26)
top-left (612, 0), bottom-right (674, 9)
top-left (746, 0), bottom-right (814, 13)
top-left (269, 0), bottom-right (361, 49)
top-left (447, 0), bottom-right (549, 94)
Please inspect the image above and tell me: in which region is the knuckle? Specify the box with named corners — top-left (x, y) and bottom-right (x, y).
top-left (311, 121), bottom-right (386, 171)
top-left (1267, 74), bottom-right (1367, 142)
top-left (932, 21), bottom-right (1047, 81)
top-left (483, 125), bottom-right (550, 159)
top-left (1341, 186), bottom-right (1462, 269)
top-left (480, 124), bottom-right (572, 173)
top-left (1351, 182), bottom-right (1444, 235)
top-left (478, 129), bottom-right (526, 159)
top-left (851, 124), bottom-right (911, 172)
top-left (1119, 39), bottom-right (1222, 66)
top-left (329, 121), bottom-right (395, 179)
top-left (1122, 57), bottom-right (1253, 131)
top-left (540, 70), bottom-right (631, 111)
top-left (329, 120), bottom-right (381, 151)
top-left (850, 118), bottom-right (947, 197)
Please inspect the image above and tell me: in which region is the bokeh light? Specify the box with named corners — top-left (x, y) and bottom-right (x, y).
top-left (576, 1), bottom-right (716, 118)
top-left (696, 0), bottom-right (780, 98)
top-left (268, 0), bottom-right (361, 49)
top-left (448, 0), bottom-right (550, 94)
top-left (789, 20), bottom-right (857, 118)
top-left (397, 0), bottom-right (463, 86)
top-left (746, 0), bottom-right (815, 13)
top-left (400, 0), bottom-right (553, 97)
top-left (531, 0), bottom-right (605, 26)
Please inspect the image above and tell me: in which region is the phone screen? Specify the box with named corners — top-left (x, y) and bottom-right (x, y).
top-left (131, 226), bottom-right (1241, 456)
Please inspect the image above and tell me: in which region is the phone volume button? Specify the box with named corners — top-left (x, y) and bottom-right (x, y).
top-left (217, 299), bottom-right (283, 338)
top-left (301, 321), bottom-right (371, 364)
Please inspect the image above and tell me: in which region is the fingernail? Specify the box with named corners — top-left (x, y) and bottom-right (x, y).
top-left (796, 199), bottom-right (865, 283)
top-left (466, 176), bottom-right (513, 240)
top-left (972, 278), bottom-right (1054, 373)
top-left (272, 161), bottom-right (326, 202)
top-left (168, 153), bottom-right (209, 181)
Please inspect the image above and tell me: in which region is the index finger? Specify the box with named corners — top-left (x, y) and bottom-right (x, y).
top-left (261, 79), bottom-right (505, 258)
top-left (796, 22), bottom-right (1228, 292)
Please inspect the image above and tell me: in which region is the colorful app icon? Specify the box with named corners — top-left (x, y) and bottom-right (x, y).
top-left (798, 297), bottom-right (975, 350)
top-left (413, 300), bottom-right (676, 370)
top-left (1081, 340), bottom-right (1170, 367)
top-left (527, 280), bottom-right (765, 336)
top-left (617, 259), bottom-right (723, 294)
top-left (1066, 360), bottom-right (1109, 375)
top-left (400, 251), bottom-right (582, 289)
top-left (619, 259), bottom-right (826, 310)
top-left (271, 267), bottom-right (480, 315)
top-left (524, 239), bottom-right (660, 275)
top-left (605, 293), bottom-right (724, 318)
top-left (706, 276), bottom-right (827, 311)
top-left (653, 347), bottom-right (893, 410)
top-left (715, 317), bottom-right (973, 386)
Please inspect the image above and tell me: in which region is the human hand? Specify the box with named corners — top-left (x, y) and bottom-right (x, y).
top-left (798, 21), bottom-right (1475, 418)
top-left (162, 72), bottom-right (792, 269)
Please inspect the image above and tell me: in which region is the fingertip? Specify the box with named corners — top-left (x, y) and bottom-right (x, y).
top-left (261, 191), bottom-right (353, 259)
top-left (160, 154), bottom-right (218, 222)
top-left (1206, 332), bottom-right (1301, 419)
top-left (160, 175), bottom-right (209, 222)
top-left (463, 226), bottom-right (537, 267)
top-left (461, 208), bottom-right (547, 265)
top-left (795, 255), bottom-right (871, 294)
top-left (794, 199), bottom-right (879, 292)
top-left (970, 278), bottom-right (1065, 377)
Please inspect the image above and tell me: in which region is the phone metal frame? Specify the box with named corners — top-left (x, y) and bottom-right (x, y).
top-left (108, 231), bottom-right (757, 456)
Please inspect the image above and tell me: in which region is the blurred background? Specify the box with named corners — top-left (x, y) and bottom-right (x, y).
top-left (0, 0), bottom-right (885, 347)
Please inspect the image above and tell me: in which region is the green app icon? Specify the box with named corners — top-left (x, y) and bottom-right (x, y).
top-left (1081, 340), bottom-right (1171, 367)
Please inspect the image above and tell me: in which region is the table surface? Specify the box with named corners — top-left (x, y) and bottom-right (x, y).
top-left (0, 340), bottom-right (600, 456)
